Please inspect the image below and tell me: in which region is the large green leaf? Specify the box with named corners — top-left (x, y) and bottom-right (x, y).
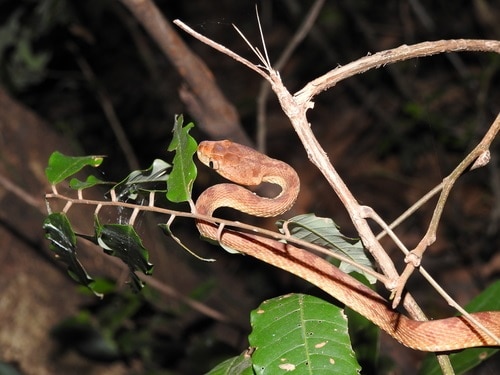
top-left (45, 151), bottom-right (104, 184)
top-left (94, 217), bottom-right (154, 290)
top-left (166, 114), bottom-right (197, 203)
top-left (419, 280), bottom-right (500, 375)
top-left (43, 213), bottom-right (101, 297)
top-left (249, 294), bottom-right (361, 374)
top-left (277, 214), bottom-right (376, 284)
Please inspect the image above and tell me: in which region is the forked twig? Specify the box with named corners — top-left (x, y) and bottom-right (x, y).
top-left (392, 113), bottom-right (500, 306)
top-left (173, 20), bottom-right (270, 82)
top-left (365, 206), bottom-right (500, 345)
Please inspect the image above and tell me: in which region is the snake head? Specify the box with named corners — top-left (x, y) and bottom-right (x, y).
top-left (197, 140), bottom-right (269, 186)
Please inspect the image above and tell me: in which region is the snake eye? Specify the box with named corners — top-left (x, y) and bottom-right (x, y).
top-left (206, 158), bottom-right (219, 170)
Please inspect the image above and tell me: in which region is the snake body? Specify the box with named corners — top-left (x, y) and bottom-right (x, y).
top-left (195, 139), bottom-right (500, 352)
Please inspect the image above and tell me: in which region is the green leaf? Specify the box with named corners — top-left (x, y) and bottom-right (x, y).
top-left (43, 213), bottom-right (102, 297)
top-left (45, 151), bottom-right (104, 184)
top-left (249, 294), bottom-right (361, 374)
top-left (206, 352), bottom-right (254, 375)
top-left (113, 159), bottom-right (170, 201)
top-left (94, 217), bottom-right (154, 290)
top-left (69, 175), bottom-right (109, 190)
top-left (166, 114), bottom-right (197, 203)
top-left (277, 214), bottom-right (376, 284)
top-left (419, 281), bottom-right (500, 375)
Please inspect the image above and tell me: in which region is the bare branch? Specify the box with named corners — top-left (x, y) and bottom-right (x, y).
top-left (295, 39), bottom-right (500, 105)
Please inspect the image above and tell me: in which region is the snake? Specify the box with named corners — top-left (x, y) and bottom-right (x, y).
top-left (195, 139), bottom-right (500, 352)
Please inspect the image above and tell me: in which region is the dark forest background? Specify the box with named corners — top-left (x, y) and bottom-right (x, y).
top-left (0, 1), bottom-right (499, 374)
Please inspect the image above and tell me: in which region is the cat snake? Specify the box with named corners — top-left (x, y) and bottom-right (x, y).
top-left (195, 139), bottom-right (500, 352)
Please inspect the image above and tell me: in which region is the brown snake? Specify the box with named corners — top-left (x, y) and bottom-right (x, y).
top-left (195, 139), bottom-right (500, 352)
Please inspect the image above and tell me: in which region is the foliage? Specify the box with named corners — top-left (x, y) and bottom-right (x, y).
top-left (43, 212), bottom-right (98, 294)
top-left (43, 117), bottom-right (186, 294)
top-left (45, 152), bottom-right (105, 185)
top-left (166, 114), bottom-right (198, 203)
top-left (0, 0), bottom-right (494, 373)
top-left (43, 118), bottom-right (372, 373)
top-left (209, 294), bottom-right (361, 374)
top-left (277, 214), bottom-right (376, 284)
top-left (43, 117), bottom-right (500, 373)
top-left (94, 217), bottom-right (154, 291)
top-left (248, 294), bottom-right (360, 374)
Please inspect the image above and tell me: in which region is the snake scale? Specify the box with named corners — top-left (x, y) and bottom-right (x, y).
top-left (195, 139), bottom-right (500, 352)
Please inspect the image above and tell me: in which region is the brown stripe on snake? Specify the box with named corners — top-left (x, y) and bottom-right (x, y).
top-left (195, 139), bottom-right (500, 352)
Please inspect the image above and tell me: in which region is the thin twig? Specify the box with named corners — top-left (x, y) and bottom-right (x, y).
top-left (173, 20), bottom-right (270, 82)
top-left (0, 172), bottom-right (230, 323)
top-left (46, 190), bottom-right (388, 284)
top-left (375, 182), bottom-right (443, 241)
top-left (256, 0), bottom-right (325, 152)
top-left (365, 206), bottom-right (500, 345)
top-left (393, 112), bottom-right (500, 306)
top-left (295, 39), bottom-right (500, 105)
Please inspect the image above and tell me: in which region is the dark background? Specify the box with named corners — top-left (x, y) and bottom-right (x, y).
top-left (0, 0), bottom-right (499, 374)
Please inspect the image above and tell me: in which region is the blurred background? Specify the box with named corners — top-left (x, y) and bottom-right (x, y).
top-left (0, 0), bottom-right (499, 374)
